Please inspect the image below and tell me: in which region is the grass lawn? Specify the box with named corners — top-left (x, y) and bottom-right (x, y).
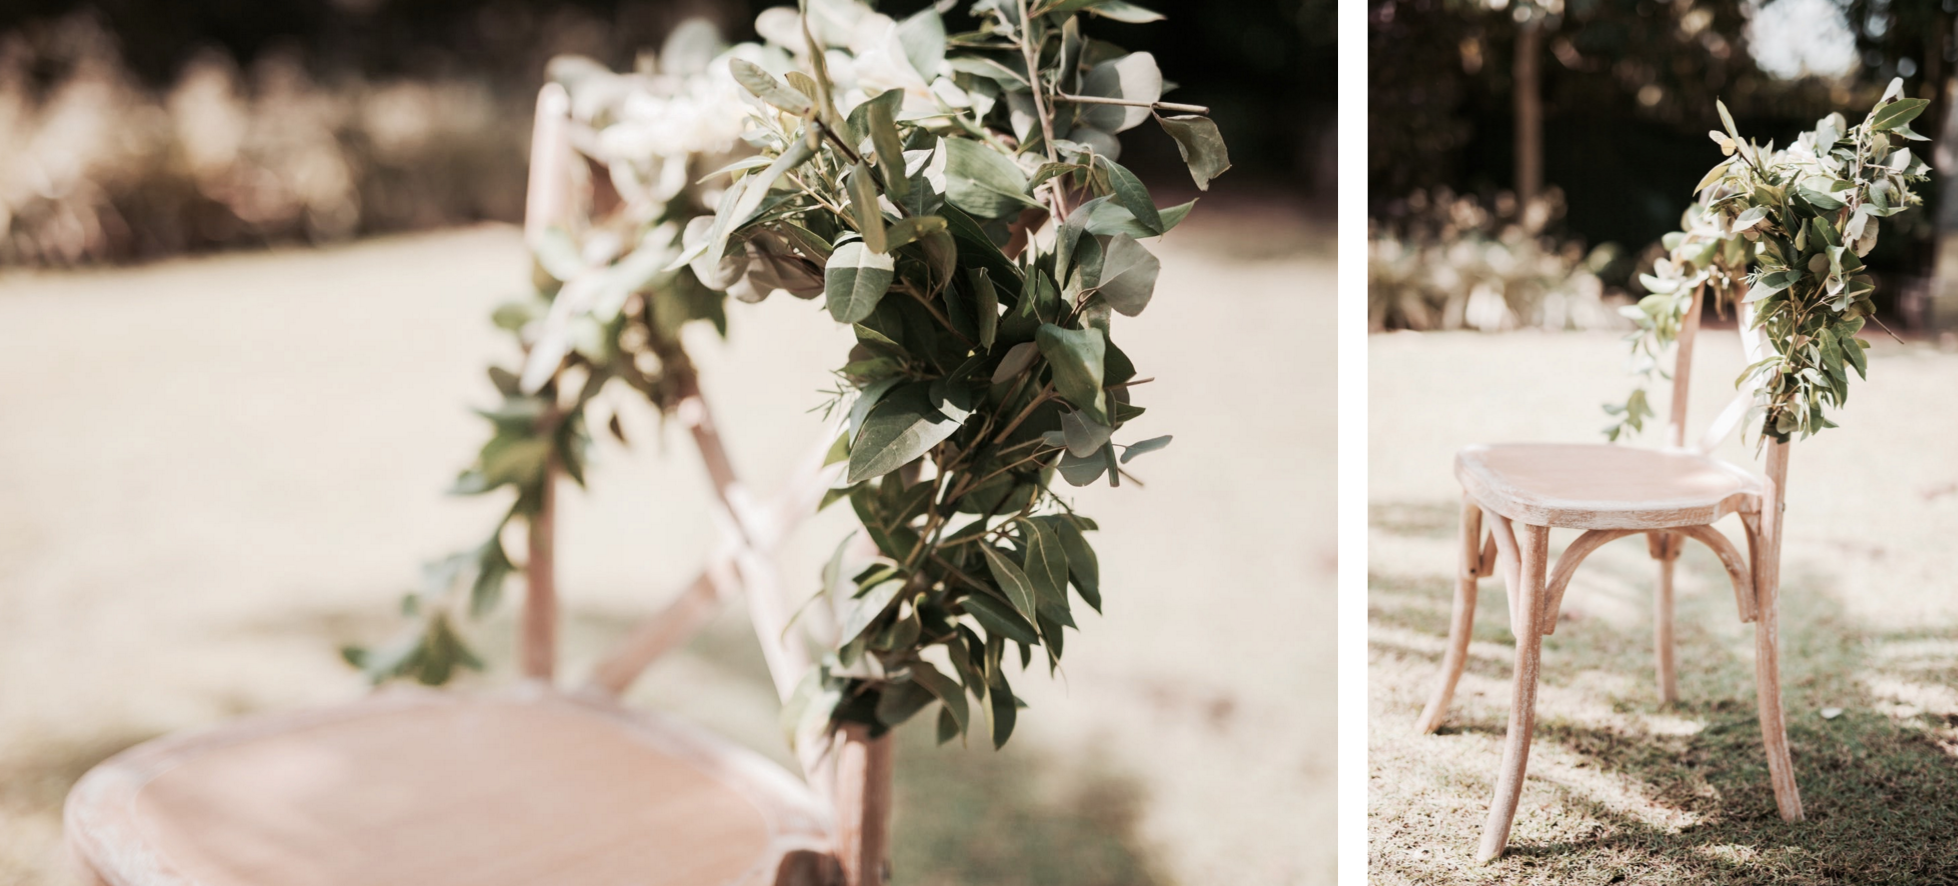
top-left (1370, 330), bottom-right (1958, 885)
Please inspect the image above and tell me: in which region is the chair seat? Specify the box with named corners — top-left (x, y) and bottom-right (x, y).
top-left (65, 688), bottom-right (830, 886)
top-left (1456, 442), bottom-right (1762, 530)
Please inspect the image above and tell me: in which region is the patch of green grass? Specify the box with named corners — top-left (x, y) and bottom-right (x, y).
top-left (1371, 507), bottom-right (1958, 886)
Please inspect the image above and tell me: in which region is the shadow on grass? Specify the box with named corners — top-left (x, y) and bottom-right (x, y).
top-left (1371, 499), bottom-right (1958, 885)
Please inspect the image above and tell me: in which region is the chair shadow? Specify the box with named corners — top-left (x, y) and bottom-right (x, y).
top-left (1371, 499), bottom-right (1958, 884)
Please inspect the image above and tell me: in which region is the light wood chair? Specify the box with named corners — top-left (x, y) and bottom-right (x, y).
top-left (1415, 285), bottom-right (1805, 861)
top-left (64, 85), bottom-right (889, 886)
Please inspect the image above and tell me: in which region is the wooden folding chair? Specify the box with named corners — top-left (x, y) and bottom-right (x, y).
top-left (65, 84), bottom-right (889, 886)
top-left (1415, 285), bottom-right (1804, 861)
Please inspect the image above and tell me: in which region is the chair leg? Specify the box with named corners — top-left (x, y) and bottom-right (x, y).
top-left (1416, 494), bottom-right (1484, 733)
top-left (1755, 440), bottom-right (1804, 822)
top-left (1478, 522), bottom-right (1550, 863)
top-left (1650, 531), bottom-right (1680, 705)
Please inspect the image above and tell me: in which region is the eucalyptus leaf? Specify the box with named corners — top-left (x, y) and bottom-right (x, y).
top-left (1036, 323), bottom-right (1108, 422)
top-left (1155, 114), bottom-right (1231, 190)
top-left (847, 382), bottom-right (967, 483)
top-left (944, 138), bottom-right (1040, 218)
top-left (1079, 52), bottom-right (1161, 133)
top-left (1095, 234), bottom-right (1160, 316)
top-left (981, 544), bottom-right (1040, 621)
top-left (825, 241), bottom-right (896, 324)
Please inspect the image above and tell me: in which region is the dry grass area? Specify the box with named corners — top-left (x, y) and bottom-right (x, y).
top-left (1370, 330), bottom-right (1958, 884)
top-left (0, 207), bottom-right (1334, 886)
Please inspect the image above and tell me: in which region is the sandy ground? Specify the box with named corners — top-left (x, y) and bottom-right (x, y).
top-left (1369, 330), bottom-right (1958, 883)
top-left (0, 211), bottom-right (1335, 886)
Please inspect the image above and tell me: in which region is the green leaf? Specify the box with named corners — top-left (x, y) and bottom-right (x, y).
top-left (1120, 434), bottom-right (1171, 463)
top-left (897, 8), bottom-right (947, 80)
top-left (729, 58), bottom-right (813, 115)
top-left (1019, 518), bottom-right (1072, 623)
top-left (850, 163), bottom-right (888, 254)
top-left (909, 660), bottom-right (968, 735)
top-left (885, 215), bottom-right (948, 251)
top-left (825, 241), bottom-right (896, 324)
top-left (865, 97), bottom-right (911, 200)
top-left (847, 382), bottom-right (968, 483)
top-left (1059, 408), bottom-right (1114, 457)
top-left (964, 591), bottom-right (1041, 645)
top-left (1083, 198), bottom-right (1195, 238)
top-left (944, 138), bottom-right (1040, 218)
top-left (1095, 234), bottom-right (1160, 316)
top-left (1716, 98), bottom-right (1740, 142)
top-left (937, 705), bottom-right (961, 744)
top-left (841, 578), bottom-right (904, 644)
top-left (972, 268), bottom-right (1000, 349)
top-left (1872, 97), bottom-right (1931, 133)
top-left (1079, 52), bottom-right (1162, 133)
top-left (469, 536), bottom-right (515, 618)
top-left (1036, 323), bottom-right (1108, 422)
top-left (1155, 114), bottom-right (1231, 190)
top-left (876, 680), bottom-right (936, 727)
top-left (1051, 518), bottom-right (1101, 611)
top-left (696, 138), bottom-right (816, 272)
top-left (988, 669), bottom-right (1017, 748)
top-left (1096, 156), bottom-right (1162, 235)
top-left (1057, 446), bottom-right (1110, 486)
top-left (981, 544), bottom-right (1040, 621)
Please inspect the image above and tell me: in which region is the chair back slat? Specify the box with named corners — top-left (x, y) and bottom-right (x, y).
top-left (517, 83), bottom-right (579, 683)
top-left (1665, 284), bottom-right (1705, 449)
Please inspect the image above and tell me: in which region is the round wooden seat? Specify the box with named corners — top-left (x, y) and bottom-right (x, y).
top-left (1456, 442), bottom-right (1762, 530)
top-left (65, 688), bottom-right (831, 886)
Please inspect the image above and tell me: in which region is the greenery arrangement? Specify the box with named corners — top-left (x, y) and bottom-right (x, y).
top-left (1604, 80), bottom-right (1931, 444)
top-left (1368, 186), bottom-right (1620, 332)
top-left (342, 21), bottom-right (757, 686)
top-left (348, 0), bottom-right (1228, 754)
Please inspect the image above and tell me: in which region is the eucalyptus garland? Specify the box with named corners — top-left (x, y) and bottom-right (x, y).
top-left (1605, 80), bottom-right (1929, 444)
top-left (343, 25), bottom-right (755, 684)
top-left (346, 0), bottom-right (1229, 755)
top-left (716, 0), bottom-right (1226, 750)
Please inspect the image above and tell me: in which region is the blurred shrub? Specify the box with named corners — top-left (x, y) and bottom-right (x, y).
top-left (0, 13), bottom-right (527, 266)
top-left (1368, 186), bottom-right (1624, 332)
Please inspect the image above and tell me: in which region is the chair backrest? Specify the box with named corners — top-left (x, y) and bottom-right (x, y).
top-left (516, 83), bottom-right (831, 704)
top-left (1665, 283), bottom-right (1771, 457)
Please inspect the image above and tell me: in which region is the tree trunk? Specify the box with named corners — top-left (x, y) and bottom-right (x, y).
top-left (1514, 18), bottom-right (1543, 206)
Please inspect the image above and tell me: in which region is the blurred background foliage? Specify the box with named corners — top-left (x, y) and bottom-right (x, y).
top-left (1371, 0), bottom-right (1958, 331)
top-left (0, 0), bottom-right (1332, 267)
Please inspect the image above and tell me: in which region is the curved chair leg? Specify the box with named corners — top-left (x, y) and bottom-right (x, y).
top-left (1754, 442), bottom-right (1804, 821)
top-left (1416, 494), bottom-right (1485, 733)
top-left (1648, 531), bottom-right (1680, 705)
top-left (1478, 522), bottom-right (1551, 862)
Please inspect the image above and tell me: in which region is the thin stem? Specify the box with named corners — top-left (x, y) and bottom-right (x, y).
top-left (811, 117), bottom-right (914, 219)
top-left (991, 384), bottom-right (1057, 444)
top-left (1014, 0), bottom-right (1070, 220)
top-left (1055, 94), bottom-right (1209, 115)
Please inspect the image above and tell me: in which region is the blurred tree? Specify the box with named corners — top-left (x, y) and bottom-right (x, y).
top-left (1373, 0), bottom-right (1952, 310)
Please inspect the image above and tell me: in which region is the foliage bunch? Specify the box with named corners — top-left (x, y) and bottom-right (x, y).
top-left (686, 0), bottom-right (1227, 750)
top-left (347, 0), bottom-right (1228, 755)
top-left (1604, 80), bottom-right (1931, 444)
top-left (344, 23), bottom-right (758, 684)
top-left (1368, 186), bottom-right (1620, 332)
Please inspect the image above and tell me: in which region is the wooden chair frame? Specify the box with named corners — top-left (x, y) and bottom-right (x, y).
top-left (1415, 284), bottom-right (1805, 861)
top-left (514, 82), bottom-right (894, 885)
top-left (66, 84), bottom-right (891, 886)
